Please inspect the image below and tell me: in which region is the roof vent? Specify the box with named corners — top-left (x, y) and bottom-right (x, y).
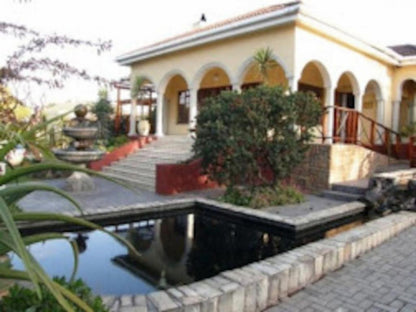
top-left (193, 14), bottom-right (207, 29)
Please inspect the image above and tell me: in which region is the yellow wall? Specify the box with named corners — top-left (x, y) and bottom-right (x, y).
top-left (242, 61), bottom-right (288, 87)
top-left (164, 75), bottom-right (189, 135)
top-left (392, 65), bottom-right (416, 101)
top-left (200, 67), bottom-right (231, 89)
top-left (131, 25), bottom-right (296, 91)
top-left (298, 62), bottom-right (323, 88)
top-left (294, 24), bottom-right (394, 126)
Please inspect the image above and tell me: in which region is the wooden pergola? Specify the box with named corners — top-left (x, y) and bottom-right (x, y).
top-left (113, 80), bottom-right (156, 134)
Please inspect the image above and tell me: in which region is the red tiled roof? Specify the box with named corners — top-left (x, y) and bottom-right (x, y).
top-left (121, 1), bottom-right (299, 57)
top-left (389, 44), bottom-right (416, 57)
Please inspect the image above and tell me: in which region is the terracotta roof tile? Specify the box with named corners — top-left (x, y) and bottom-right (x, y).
top-left (121, 1), bottom-right (299, 57)
top-left (389, 44), bottom-right (416, 57)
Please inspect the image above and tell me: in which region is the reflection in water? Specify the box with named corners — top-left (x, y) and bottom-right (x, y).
top-left (12, 211), bottom-right (364, 295)
top-left (73, 233), bottom-right (89, 253)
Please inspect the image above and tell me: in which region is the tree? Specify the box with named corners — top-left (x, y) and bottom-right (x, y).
top-left (0, 21), bottom-right (111, 106)
top-left (192, 85), bottom-right (322, 207)
top-left (253, 47), bottom-right (276, 84)
top-left (91, 88), bottom-right (113, 141)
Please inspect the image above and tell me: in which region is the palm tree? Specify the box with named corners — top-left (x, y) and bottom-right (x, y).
top-left (253, 47), bottom-right (275, 85)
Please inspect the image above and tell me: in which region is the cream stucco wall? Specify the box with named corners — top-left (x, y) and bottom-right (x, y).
top-left (294, 23), bottom-right (394, 126)
top-left (128, 18), bottom-right (416, 135)
top-left (392, 65), bottom-right (416, 101)
top-left (130, 24), bottom-right (296, 92)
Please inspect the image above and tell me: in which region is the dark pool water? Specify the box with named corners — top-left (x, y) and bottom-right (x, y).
top-left (12, 209), bottom-right (365, 295)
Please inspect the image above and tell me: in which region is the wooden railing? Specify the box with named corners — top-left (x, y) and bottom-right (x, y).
top-left (410, 136), bottom-right (416, 167)
top-left (328, 106), bottom-right (414, 164)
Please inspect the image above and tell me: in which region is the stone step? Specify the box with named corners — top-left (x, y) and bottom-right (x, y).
top-left (102, 172), bottom-right (155, 191)
top-left (103, 167), bottom-right (155, 181)
top-left (120, 157), bottom-right (185, 166)
top-left (320, 190), bottom-right (362, 202)
top-left (110, 162), bottom-right (156, 172)
top-left (331, 183), bottom-right (367, 195)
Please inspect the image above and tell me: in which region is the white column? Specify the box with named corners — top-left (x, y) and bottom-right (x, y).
top-left (232, 82), bottom-right (241, 93)
top-left (376, 99), bottom-right (385, 144)
top-left (412, 97), bottom-right (416, 123)
top-left (128, 99), bottom-right (137, 136)
top-left (355, 93), bottom-right (362, 143)
top-left (155, 92), bottom-right (164, 137)
top-left (325, 86), bottom-right (335, 144)
top-left (392, 100), bottom-right (401, 132)
top-left (189, 88), bottom-right (198, 132)
top-left (288, 75), bottom-right (299, 92)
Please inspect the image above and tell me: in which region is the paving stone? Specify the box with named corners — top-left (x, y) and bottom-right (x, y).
top-left (265, 225), bottom-right (416, 312)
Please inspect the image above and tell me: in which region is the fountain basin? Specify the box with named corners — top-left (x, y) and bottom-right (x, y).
top-left (63, 127), bottom-right (98, 140)
top-left (53, 149), bottom-right (105, 164)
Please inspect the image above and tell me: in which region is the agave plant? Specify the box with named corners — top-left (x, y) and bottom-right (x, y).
top-left (0, 113), bottom-right (141, 312)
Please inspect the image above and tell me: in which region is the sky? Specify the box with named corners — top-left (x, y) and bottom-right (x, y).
top-left (0, 0), bottom-right (415, 108)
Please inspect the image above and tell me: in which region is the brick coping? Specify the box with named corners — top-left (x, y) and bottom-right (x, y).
top-left (102, 211), bottom-right (416, 312)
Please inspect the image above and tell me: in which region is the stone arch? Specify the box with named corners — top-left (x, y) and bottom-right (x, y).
top-left (191, 62), bottom-right (234, 90)
top-left (236, 54), bottom-right (290, 86)
top-left (335, 71), bottom-right (361, 96)
top-left (298, 59), bottom-right (331, 89)
top-left (158, 69), bottom-right (190, 94)
top-left (396, 77), bottom-right (416, 102)
top-left (162, 73), bottom-right (190, 135)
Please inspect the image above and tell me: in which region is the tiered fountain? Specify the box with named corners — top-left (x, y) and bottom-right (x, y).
top-left (54, 104), bottom-right (104, 192)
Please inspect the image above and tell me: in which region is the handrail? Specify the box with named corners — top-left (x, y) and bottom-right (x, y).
top-left (325, 106), bottom-right (410, 160)
top-left (325, 106), bottom-right (401, 136)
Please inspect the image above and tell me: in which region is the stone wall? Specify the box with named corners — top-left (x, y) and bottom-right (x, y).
top-left (290, 144), bottom-right (395, 192)
top-left (328, 144), bottom-right (392, 185)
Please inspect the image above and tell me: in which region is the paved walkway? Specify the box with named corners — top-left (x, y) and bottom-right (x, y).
top-left (266, 225), bottom-right (416, 312)
top-left (17, 178), bottom-right (345, 217)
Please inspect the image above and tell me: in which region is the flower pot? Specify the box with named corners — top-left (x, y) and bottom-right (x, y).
top-left (138, 120), bottom-right (150, 136)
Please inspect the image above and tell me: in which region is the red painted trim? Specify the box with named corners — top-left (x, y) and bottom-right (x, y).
top-left (88, 136), bottom-right (157, 171)
top-left (156, 159), bottom-right (217, 195)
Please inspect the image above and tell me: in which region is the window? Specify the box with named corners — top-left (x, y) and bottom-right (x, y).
top-left (177, 90), bottom-right (190, 124)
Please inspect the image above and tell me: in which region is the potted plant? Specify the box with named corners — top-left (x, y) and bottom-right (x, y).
top-left (138, 115), bottom-right (150, 136)
top-left (131, 75), bottom-right (150, 136)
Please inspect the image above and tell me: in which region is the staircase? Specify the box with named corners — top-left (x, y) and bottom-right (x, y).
top-left (329, 106), bottom-right (416, 165)
top-left (102, 135), bottom-right (194, 191)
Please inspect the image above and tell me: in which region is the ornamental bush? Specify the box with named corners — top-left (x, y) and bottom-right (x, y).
top-left (193, 85), bottom-right (322, 204)
top-left (0, 277), bottom-right (108, 312)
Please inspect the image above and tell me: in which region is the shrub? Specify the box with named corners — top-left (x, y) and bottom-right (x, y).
top-left (193, 85), bottom-right (322, 200)
top-left (0, 277), bottom-right (108, 312)
top-left (221, 185), bottom-right (304, 209)
top-left (91, 89), bottom-right (114, 141)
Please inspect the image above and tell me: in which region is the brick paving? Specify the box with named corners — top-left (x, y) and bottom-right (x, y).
top-left (266, 225), bottom-right (416, 312)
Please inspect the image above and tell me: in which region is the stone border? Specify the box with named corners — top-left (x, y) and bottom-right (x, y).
top-left (102, 211), bottom-right (416, 312)
top-left (18, 198), bottom-right (366, 234)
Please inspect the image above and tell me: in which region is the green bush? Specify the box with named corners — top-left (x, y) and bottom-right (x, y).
top-left (221, 185), bottom-right (304, 209)
top-left (0, 277), bottom-right (108, 312)
top-left (106, 135), bottom-right (129, 152)
top-left (401, 122), bottom-right (416, 137)
top-left (91, 89), bottom-right (114, 142)
top-left (193, 85), bottom-right (322, 201)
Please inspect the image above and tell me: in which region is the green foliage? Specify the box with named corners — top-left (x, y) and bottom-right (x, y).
top-left (106, 135), bottom-right (129, 152)
top-left (400, 122), bottom-right (416, 137)
top-left (193, 85), bottom-right (322, 194)
top-left (91, 89), bottom-right (113, 141)
top-left (253, 47), bottom-right (275, 84)
top-left (0, 277), bottom-right (108, 312)
top-left (221, 185), bottom-right (304, 209)
top-left (0, 116), bottom-right (141, 312)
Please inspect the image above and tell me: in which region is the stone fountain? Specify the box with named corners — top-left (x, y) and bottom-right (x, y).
top-left (54, 104), bottom-right (104, 192)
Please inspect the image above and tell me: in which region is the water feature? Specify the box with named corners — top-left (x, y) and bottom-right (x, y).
top-left (13, 207), bottom-right (367, 295)
top-left (53, 104), bottom-right (104, 191)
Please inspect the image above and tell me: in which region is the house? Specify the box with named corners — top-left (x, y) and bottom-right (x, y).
top-left (114, 0), bottom-right (416, 192)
